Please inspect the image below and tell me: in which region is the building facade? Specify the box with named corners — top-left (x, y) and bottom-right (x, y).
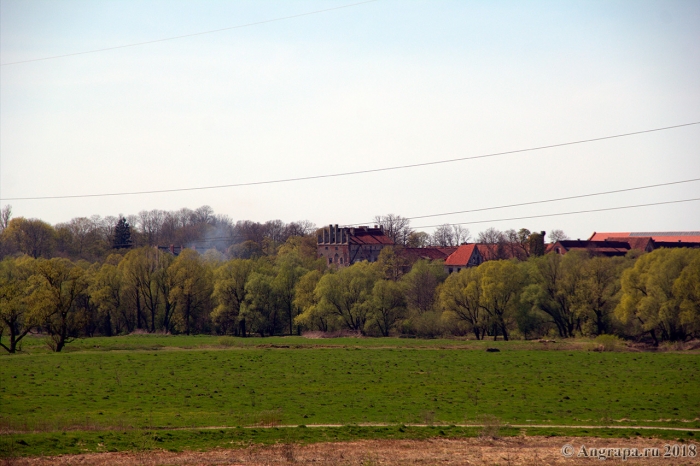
top-left (317, 224), bottom-right (394, 267)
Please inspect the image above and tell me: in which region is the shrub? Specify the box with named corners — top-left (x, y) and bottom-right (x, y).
top-left (218, 336), bottom-right (237, 347)
top-left (593, 334), bottom-right (623, 352)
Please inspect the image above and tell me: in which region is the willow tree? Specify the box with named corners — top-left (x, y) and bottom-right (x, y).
top-left (211, 259), bottom-right (255, 335)
top-left (0, 257), bottom-right (35, 353)
top-left (314, 261), bottom-right (379, 333)
top-left (27, 258), bottom-right (87, 352)
top-left (439, 267), bottom-right (487, 339)
top-left (478, 260), bottom-right (524, 341)
top-left (616, 248), bottom-right (697, 344)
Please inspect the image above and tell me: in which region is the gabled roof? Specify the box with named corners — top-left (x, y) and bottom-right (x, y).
top-left (553, 240), bottom-right (631, 256)
top-left (589, 231), bottom-right (700, 243)
top-left (445, 244), bottom-right (479, 266)
top-left (402, 247), bottom-right (454, 261)
top-left (349, 228), bottom-right (395, 245)
top-left (605, 236), bottom-right (653, 251)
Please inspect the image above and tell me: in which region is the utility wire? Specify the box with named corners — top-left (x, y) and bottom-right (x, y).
top-left (347, 177), bottom-right (700, 225)
top-left (0, 0), bottom-right (379, 66)
top-left (3, 121), bottom-right (699, 201)
top-left (165, 196), bottom-right (700, 243)
top-left (412, 197), bottom-right (700, 229)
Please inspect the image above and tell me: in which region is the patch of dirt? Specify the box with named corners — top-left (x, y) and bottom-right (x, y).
top-left (6, 437), bottom-right (699, 465)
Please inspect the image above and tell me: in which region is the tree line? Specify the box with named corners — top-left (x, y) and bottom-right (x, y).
top-left (0, 205), bottom-right (571, 264)
top-left (1, 231), bottom-right (698, 352)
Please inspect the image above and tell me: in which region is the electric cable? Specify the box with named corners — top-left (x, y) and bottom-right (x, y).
top-left (412, 197), bottom-right (700, 230)
top-left (0, 0), bottom-right (379, 66)
top-left (347, 177), bottom-right (700, 226)
top-left (2, 122), bottom-right (698, 201)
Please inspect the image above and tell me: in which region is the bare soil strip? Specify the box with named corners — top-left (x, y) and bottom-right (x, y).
top-left (168, 423), bottom-right (700, 432)
top-left (7, 437), bottom-right (700, 466)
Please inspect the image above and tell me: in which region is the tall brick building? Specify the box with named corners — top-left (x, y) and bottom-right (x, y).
top-left (317, 224), bottom-right (394, 267)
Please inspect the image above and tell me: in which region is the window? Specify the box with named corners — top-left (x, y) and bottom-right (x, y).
top-left (340, 257), bottom-right (344, 264)
top-left (328, 258), bottom-right (332, 264)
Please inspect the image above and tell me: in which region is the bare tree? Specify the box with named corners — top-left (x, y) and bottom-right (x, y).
top-left (285, 220), bottom-right (316, 238)
top-left (477, 227), bottom-right (505, 245)
top-left (0, 205), bottom-right (11, 233)
top-left (407, 231), bottom-right (431, 248)
top-left (374, 214), bottom-right (413, 245)
top-left (477, 227), bottom-right (507, 260)
top-left (452, 225), bottom-right (471, 245)
top-left (549, 229), bottom-right (569, 242)
top-left (432, 224), bottom-right (455, 247)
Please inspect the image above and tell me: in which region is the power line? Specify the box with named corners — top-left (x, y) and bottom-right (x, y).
top-left (152, 196), bottom-right (700, 243)
top-left (347, 177), bottom-right (700, 225)
top-left (0, 0), bottom-right (379, 66)
top-left (412, 197), bottom-right (700, 230)
top-left (3, 121), bottom-right (699, 201)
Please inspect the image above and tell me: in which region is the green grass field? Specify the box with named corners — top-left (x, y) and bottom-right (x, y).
top-left (1, 335), bottom-right (699, 457)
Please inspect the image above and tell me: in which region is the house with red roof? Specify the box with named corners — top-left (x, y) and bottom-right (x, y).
top-left (317, 224), bottom-right (394, 267)
top-left (444, 244), bottom-right (484, 274)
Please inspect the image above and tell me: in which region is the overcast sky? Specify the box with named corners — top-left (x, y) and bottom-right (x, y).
top-left (1, 0), bottom-right (699, 240)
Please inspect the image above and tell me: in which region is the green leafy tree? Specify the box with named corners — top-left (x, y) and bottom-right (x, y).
top-left (118, 247), bottom-right (171, 332)
top-left (89, 254), bottom-right (133, 334)
top-left (0, 257), bottom-right (36, 353)
top-left (241, 265), bottom-right (283, 336)
top-left (211, 259), bottom-right (255, 335)
top-left (27, 258), bottom-right (88, 352)
top-left (293, 270), bottom-right (328, 331)
top-left (401, 260), bottom-right (446, 314)
top-left (169, 249), bottom-right (213, 335)
top-left (439, 267), bottom-right (488, 339)
top-left (4, 217), bottom-right (56, 258)
top-left (314, 261), bottom-right (379, 333)
top-left (616, 248), bottom-right (696, 344)
top-left (368, 279), bottom-right (406, 336)
top-left (523, 252), bottom-right (586, 338)
top-left (376, 246), bottom-right (410, 281)
top-left (273, 250), bottom-right (308, 335)
top-left (674, 251), bottom-right (700, 338)
top-left (574, 256), bottom-right (629, 336)
top-left (478, 260), bottom-right (524, 340)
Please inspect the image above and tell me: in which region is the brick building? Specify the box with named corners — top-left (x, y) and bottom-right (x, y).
top-left (317, 224), bottom-right (394, 267)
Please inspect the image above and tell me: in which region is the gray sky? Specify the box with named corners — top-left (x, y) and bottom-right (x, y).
top-left (1, 0), bottom-right (699, 240)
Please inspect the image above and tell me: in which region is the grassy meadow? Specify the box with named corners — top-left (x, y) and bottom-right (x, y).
top-left (1, 334), bottom-right (699, 457)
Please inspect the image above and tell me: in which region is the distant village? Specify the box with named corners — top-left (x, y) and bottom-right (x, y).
top-left (317, 224), bottom-right (700, 273)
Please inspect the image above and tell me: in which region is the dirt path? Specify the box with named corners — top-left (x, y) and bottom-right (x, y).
top-left (6, 437), bottom-right (699, 466)
top-left (165, 423), bottom-right (700, 432)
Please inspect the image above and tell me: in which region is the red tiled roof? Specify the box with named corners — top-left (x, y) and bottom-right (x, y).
top-left (588, 232), bottom-right (631, 241)
top-left (402, 247), bottom-right (453, 261)
top-left (445, 244), bottom-right (479, 266)
top-left (589, 231), bottom-right (700, 243)
top-left (349, 229), bottom-right (395, 245)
